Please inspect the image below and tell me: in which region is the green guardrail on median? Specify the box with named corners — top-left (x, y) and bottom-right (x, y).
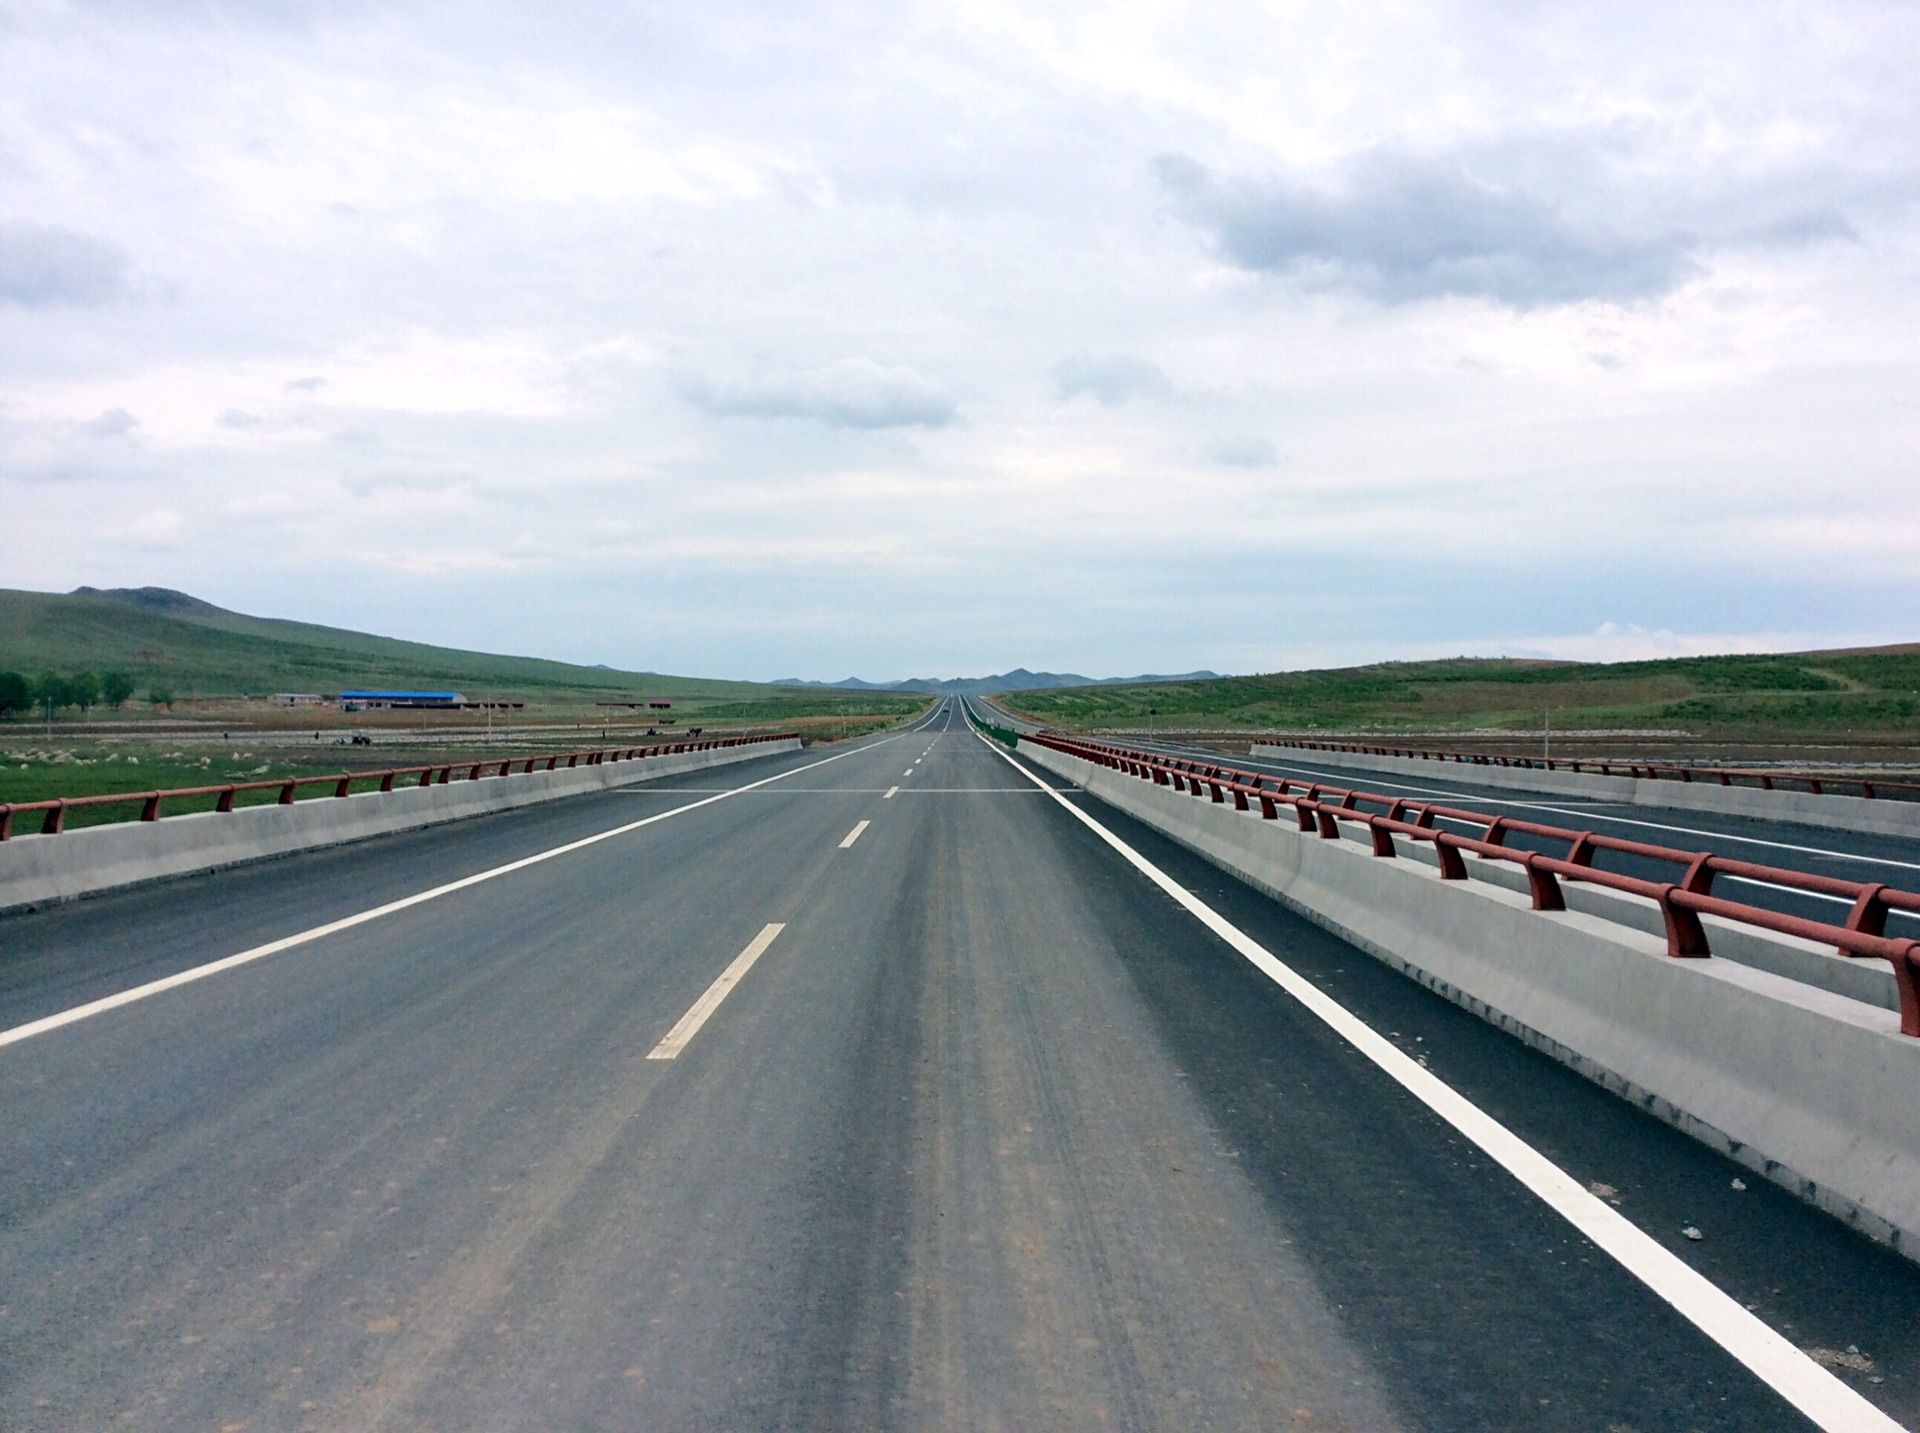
top-left (962, 699), bottom-right (1019, 750)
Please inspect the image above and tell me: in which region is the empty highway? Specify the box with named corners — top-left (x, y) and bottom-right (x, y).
top-left (4, 701), bottom-right (1917, 1430)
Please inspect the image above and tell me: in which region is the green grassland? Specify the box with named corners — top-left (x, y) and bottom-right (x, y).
top-left (0, 586), bottom-right (922, 724)
top-left (999, 650), bottom-right (1920, 741)
top-left (0, 748), bottom-right (357, 830)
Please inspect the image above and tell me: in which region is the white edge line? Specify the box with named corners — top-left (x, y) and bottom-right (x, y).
top-left (974, 731), bottom-right (1898, 1433)
top-left (0, 733), bottom-right (910, 1051)
top-left (838, 819), bottom-right (870, 849)
top-left (645, 922), bottom-right (785, 1060)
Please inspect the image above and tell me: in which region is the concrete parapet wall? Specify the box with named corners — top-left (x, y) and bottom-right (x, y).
top-left (1251, 743), bottom-right (1920, 839)
top-left (1024, 740), bottom-right (1920, 1260)
top-left (0, 740), bottom-right (801, 914)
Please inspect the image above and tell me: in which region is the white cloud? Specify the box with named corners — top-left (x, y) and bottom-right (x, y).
top-left (1051, 353), bottom-right (1172, 406)
top-left (0, 221), bottom-right (129, 307)
top-left (1206, 436), bottom-right (1276, 468)
top-left (1152, 143), bottom-right (1860, 309)
top-left (110, 509), bottom-right (186, 551)
top-left (0, 0), bottom-right (1914, 678)
top-left (681, 357), bottom-right (959, 430)
top-left (77, 407), bottom-right (139, 439)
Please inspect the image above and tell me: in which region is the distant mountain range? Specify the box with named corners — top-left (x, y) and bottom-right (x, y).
top-left (772, 668), bottom-right (1224, 695)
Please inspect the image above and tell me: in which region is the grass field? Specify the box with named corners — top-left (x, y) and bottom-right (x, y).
top-left (0, 705), bottom-right (924, 830)
top-left (0, 747), bottom-right (375, 830)
top-left (0, 585), bottom-right (925, 732)
top-left (0, 584), bottom-right (933, 821)
top-left (999, 650), bottom-right (1920, 748)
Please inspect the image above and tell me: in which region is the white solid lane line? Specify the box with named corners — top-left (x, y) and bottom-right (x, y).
top-left (977, 733), bottom-right (1898, 1433)
top-left (884, 786), bottom-right (899, 799)
top-left (839, 819), bottom-right (870, 849)
top-left (0, 733), bottom-right (910, 1052)
top-left (646, 923), bottom-right (785, 1061)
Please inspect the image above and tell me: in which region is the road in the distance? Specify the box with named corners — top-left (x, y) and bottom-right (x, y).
top-left (4, 700), bottom-right (1918, 1429)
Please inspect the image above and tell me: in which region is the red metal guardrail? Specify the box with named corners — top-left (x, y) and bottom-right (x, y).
top-left (1030, 732), bottom-right (1920, 1036)
top-left (1255, 737), bottom-right (1920, 803)
top-left (0, 733), bottom-right (800, 841)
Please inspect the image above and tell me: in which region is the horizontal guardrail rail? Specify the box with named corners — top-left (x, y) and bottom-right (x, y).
top-left (1256, 737), bottom-right (1920, 803)
top-left (0, 734), bottom-right (800, 840)
top-left (1028, 732), bottom-right (1920, 1035)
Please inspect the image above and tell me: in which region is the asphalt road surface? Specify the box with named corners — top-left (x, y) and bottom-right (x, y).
top-left (4, 700), bottom-right (1917, 1431)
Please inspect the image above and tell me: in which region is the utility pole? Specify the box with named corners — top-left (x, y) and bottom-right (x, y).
top-left (1544, 707), bottom-right (1551, 764)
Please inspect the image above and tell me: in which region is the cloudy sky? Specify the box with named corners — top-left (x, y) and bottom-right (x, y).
top-left (2, 1), bottom-right (1914, 681)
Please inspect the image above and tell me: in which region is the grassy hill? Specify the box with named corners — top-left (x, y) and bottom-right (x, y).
top-left (0, 586), bottom-right (921, 718)
top-left (999, 649), bottom-right (1920, 742)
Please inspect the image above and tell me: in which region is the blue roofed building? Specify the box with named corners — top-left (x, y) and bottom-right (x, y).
top-left (338, 689), bottom-right (466, 708)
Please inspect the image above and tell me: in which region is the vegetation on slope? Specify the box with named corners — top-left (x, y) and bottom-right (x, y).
top-left (0, 586), bottom-right (920, 719)
top-left (999, 651), bottom-right (1920, 740)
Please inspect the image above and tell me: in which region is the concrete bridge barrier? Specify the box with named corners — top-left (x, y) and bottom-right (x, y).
top-left (0, 738), bottom-right (801, 914)
top-left (1022, 738), bottom-right (1920, 1262)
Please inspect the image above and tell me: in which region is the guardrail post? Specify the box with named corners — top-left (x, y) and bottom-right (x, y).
top-left (1843, 885), bottom-right (1890, 961)
top-left (1232, 786), bottom-right (1249, 811)
top-left (140, 792), bottom-right (162, 822)
top-left (1433, 834), bottom-right (1468, 880)
top-left (1522, 853), bottom-right (1563, 911)
top-left (0, 806), bottom-right (13, 841)
top-left (278, 781), bottom-right (297, 805)
top-left (333, 776), bottom-right (352, 798)
top-left (1894, 944), bottom-right (1920, 1037)
top-left (1314, 807), bottom-right (1340, 839)
top-left (1658, 887), bottom-right (1711, 957)
top-left (43, 802), bottom-right (67, 834)
top-left (380, 772), bottom-right (397, 792)
top-left (1367, 817), bottom-right (1395, 857)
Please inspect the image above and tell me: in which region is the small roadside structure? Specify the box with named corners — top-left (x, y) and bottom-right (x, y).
top-left (272, 693), bottom-right (326, 707)
top-left (338, 689), bottom-right (466, 709)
